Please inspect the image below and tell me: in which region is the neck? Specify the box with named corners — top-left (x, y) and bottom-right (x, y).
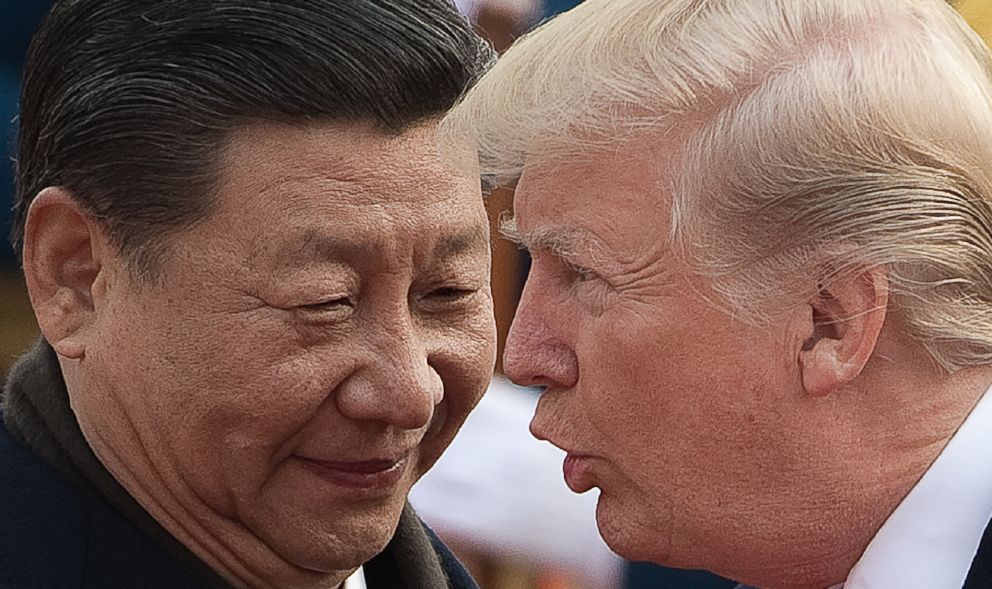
top-left (792, 366), bottom-right (992, 588)
top-left (734, 339), bottom-right (992, 589)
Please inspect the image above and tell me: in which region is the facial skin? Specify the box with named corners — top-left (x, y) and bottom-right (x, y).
top-left (23, 121), bottom-right (497, 588)
top-left (502, 137), bottom-right (992, 588)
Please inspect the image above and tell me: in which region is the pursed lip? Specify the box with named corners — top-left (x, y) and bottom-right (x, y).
top-left (530, 417), bottom-right (597, 493)
top-left (295, 453), bottom-right (411, 490)
top-left (563, 452), bottom-right (596, 493)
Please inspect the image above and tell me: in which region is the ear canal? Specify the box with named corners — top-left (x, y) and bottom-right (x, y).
top-left (802, 291), bottom-right (841, 351)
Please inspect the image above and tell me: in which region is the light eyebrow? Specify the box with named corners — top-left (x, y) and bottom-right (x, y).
top-left (499, 213), bottom-right (524, 246)
top-left (499, 214), bottom-right (586, 260)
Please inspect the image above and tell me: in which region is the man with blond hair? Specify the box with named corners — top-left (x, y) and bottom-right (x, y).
top-left (444, 0), bottom-right (992, 587)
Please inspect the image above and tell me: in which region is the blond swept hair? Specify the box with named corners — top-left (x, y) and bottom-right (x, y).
top-left (444, 0), bottom-right (992, 371)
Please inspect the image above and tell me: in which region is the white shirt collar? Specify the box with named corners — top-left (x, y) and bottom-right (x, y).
top-left (342, 565), bottom-right (367, 589)
top-left (841, 385), bottom-right (992, 589)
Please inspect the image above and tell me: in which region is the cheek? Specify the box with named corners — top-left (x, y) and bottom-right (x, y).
top-left (579, 307), bottom-right (805, 534)
top-left (437, 303), bottom-right (497, 399)
top-left (151, 325), bottom-right (324, 424)
top-left (419, 314), bottom-right (497, 461)
top-left (572, 312), bottom-right (700, 440)
top-left (438, 350), bottom-right (495, 417)
top-left (576, 307), bottom-right (785, 477)
top-left (118, 310), bottom-right (359, 493)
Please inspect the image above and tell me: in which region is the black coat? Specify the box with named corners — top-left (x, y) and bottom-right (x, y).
top-left (966, 522), bottom-right (992, 588)
top-left (0, 416), bottom-right (214, 588)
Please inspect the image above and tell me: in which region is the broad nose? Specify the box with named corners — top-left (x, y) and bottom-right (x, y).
top-left (503, 277), bottom-right (578, 390)
top-left (335, 328), bottom-right (443, 431)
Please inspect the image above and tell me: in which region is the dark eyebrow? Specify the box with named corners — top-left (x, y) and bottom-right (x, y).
top-left (432, 225), bottom-right (490, 260)
top-left (292, 229), bottom-right (369, 260)
top-left (281, 225), bottom-right (489, 263)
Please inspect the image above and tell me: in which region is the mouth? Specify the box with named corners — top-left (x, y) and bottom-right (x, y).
top-left (531, 422), bottom-right (597, 493)
top-left (563, 453), bottom-right (596, 494)
top-left (295, 454), bottom-right (410, 491)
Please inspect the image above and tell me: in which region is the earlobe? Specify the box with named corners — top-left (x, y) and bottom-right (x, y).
top-left (22, 187), bottom-right (105, 360)
top-left (798, 267), bottom-right (889, 397)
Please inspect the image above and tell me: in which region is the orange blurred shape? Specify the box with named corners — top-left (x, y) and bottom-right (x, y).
top-left (535, 569), bottom-right (576, 589)
top-left (956, 0), bottom-right (992, 46)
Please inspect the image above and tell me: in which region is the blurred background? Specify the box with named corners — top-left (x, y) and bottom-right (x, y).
top-left (1, 1), bottom-right (990, 588)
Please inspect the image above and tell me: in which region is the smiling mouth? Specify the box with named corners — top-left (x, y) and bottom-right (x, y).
top-left (295, 455), bottom-right (409, 491)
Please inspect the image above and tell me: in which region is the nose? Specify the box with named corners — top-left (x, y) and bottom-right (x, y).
top-left (503, 278), bottom-right (578, 390)
top-left (335, 333), bottom-right (443, 431)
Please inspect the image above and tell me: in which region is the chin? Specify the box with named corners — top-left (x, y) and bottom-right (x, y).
top-left (250, 490), bottom-right (406, 573)
top-left (594, 494), bottom-right (674, 565)
top-left (279, 514), bottom-right (398, 573)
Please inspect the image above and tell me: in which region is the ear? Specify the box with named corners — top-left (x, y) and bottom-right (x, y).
top-left (797, 266), bottom-right (889, 397)
top-left (22, 187), bottom-right (108, 360)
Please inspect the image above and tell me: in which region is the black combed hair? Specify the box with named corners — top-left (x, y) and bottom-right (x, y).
top-left (13, 0), bottom-right (495, 275)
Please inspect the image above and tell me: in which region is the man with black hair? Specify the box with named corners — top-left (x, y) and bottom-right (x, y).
top-left (1, 1), bottom-right (497, 587)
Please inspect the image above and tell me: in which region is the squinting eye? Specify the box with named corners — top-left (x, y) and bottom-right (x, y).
top-left (564, 261), bottom-right (597, 283)
top-left (428, 287), bottom-right (476, 301)
top-left (301, 296), bottom-right (353, 312)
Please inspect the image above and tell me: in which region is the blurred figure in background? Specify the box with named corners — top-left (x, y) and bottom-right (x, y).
top-left (0, 1), bottom-right (50, 268)
top-left (1, 1), bottom-right (52, 372)
top-left (456, 0), bottom-right (541, 52)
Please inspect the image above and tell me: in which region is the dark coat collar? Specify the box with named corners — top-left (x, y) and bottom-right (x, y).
top-left (2, 339), bottom-right (230, 587)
